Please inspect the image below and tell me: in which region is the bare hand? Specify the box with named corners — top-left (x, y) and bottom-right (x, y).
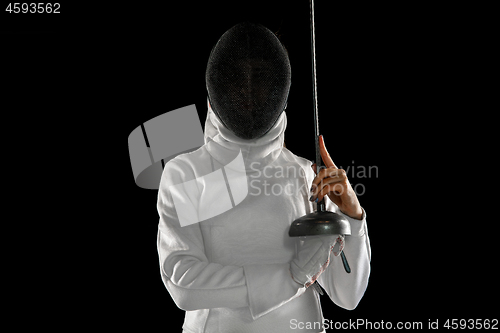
top-left (310, 135), bottom-right (363, 220)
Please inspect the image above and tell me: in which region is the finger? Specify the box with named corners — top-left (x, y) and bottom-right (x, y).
top-left (319, 135), bottom-right (337, 169)
top-left (310, 175), bottom-right (347, 200)
top-left (311, 167), bottom-right (345, 189)
top-left (311, 163), bottom-right (328, 177)
top-left (311, 163), bottom-right (316, 174)
top-left (316, 183), bottom-right (347, 202)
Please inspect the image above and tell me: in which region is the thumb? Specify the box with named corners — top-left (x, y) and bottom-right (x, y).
top-left (311, 163), bottom-right (317, 174)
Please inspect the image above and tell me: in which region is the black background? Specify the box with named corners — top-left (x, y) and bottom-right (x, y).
top-left (2, 1), bottom-right (497, 331)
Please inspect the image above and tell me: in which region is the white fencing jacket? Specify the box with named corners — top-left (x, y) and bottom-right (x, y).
top-left (157, 105), bottom-right (371, 332)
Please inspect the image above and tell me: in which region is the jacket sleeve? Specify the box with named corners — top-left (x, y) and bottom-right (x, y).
top-left (157, 159), bottom-right (305, 319)
top-left (317, 204), bottom-right (371, 310)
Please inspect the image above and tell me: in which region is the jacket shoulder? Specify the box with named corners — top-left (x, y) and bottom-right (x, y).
top-left (280, 148), bottom-right (315, 180)
top-left (160, 145), bottom-right (212, 186)
top-left (281, 147), bottom-right (313, 168)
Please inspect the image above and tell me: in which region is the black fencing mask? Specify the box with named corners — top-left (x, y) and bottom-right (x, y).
top-left (206, 22), bottom-right (291, 140)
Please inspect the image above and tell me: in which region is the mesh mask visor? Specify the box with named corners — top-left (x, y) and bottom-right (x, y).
top-left (206, 22), bottom-right (291, 140)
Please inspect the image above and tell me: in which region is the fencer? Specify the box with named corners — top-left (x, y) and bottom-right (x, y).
top-left (157, 22), bottom-right (370, 333)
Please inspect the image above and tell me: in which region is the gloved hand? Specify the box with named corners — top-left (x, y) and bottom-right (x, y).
top-left (290, 234), bottom-right (344, 288)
